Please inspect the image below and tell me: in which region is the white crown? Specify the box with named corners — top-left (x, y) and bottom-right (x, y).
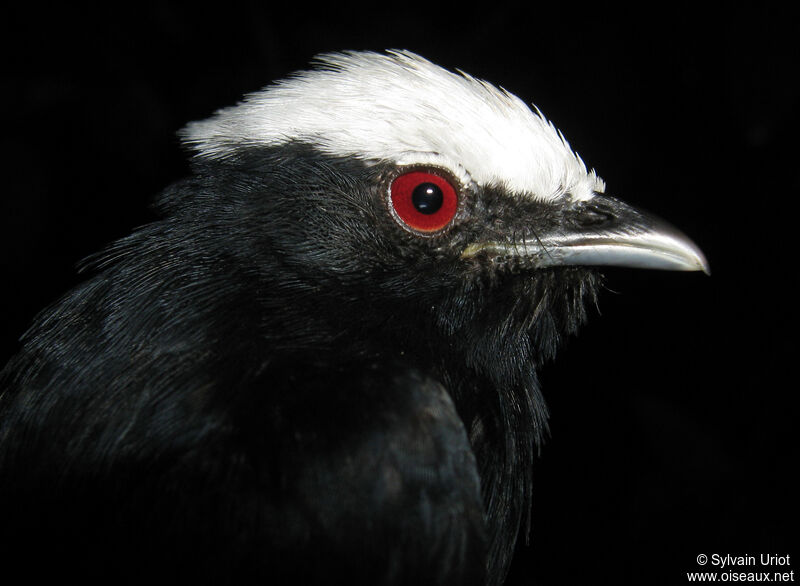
top-left (182, 50), bottom-right (604, 202)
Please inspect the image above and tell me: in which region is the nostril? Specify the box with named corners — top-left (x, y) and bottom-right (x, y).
top-left (575, 203), bottom-right (615, 226)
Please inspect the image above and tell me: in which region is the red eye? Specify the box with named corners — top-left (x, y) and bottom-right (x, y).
top-left (389, 171), bottom-right (458, 233)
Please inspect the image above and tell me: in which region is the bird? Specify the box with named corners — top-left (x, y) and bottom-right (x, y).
top-left (0, 50), bottom-right (707, 585)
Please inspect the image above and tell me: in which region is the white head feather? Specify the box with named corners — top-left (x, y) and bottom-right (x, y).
top-left (182, 50), bottom-right (605, 202)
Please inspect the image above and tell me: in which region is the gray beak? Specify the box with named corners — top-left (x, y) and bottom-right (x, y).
top-left (462, 194), bottom-right (710, 274)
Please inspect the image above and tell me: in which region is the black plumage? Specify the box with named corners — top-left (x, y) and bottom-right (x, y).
top-left (0, 52), bottom-right (705, 585)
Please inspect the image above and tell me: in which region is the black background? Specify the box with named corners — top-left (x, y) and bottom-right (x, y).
top-left (2, 4), bottom-right (797, 585)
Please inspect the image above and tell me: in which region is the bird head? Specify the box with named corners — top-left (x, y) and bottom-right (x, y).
top-left (178, 50), bottom-right (707, 378)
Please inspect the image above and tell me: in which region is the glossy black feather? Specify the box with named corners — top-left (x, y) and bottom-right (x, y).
top-left (0, 145), bottom-right (598, 584)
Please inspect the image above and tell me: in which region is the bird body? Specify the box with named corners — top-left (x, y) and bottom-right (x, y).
top-left (0, 51), bottom-right (707, 585)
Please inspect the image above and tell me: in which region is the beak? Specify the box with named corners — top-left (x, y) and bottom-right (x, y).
top-left (461, 194), bottom-right (710, 274)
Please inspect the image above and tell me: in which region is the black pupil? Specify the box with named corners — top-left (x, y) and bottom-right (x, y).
top-left (411, 182), bottom-right (443, 215)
